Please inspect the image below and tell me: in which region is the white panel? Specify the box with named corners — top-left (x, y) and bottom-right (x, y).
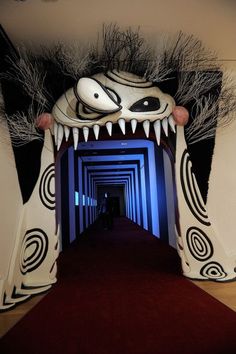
top-left (207, 117), bottom-right (236, 256)
top-left (175, 126), bottom-right (236, 281)
top-left (0, 130), bottom-right (59, 309)
top-left (163, 149), bottom-right (176, 249)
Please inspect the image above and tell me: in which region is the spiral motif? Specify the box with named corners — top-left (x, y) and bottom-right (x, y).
top-left (186, 227), bottom-right (213, 261)
top-left (20, 229), bottom-right (49, 275)
top-left (39, 163), bottom-right (55, 210)
top-left (200, 262), bottom-right (227, 280)
top-left (180, 150), bottom-right (210, 226)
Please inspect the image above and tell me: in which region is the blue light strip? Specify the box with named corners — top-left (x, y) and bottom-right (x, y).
top-left (78, 157), bottom-right (84, 233)
top-left (68, 148), bottom-right (76, 242)
top-left (75, 191), bottom-right (79, 206)
top-left (147, 143), bottom-right (160, 236)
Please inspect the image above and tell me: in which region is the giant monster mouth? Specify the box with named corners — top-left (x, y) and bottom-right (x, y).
top-left (52, 112), bottom-right (179, 254)
top-left (52, 113), bottom-right (176, 151)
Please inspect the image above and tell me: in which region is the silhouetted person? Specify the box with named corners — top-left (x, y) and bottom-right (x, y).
top-left (99, 192), bottom-right (114, 230)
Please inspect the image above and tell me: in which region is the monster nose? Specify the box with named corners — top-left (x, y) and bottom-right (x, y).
top-left (172, 106), bottom-right (189, 126)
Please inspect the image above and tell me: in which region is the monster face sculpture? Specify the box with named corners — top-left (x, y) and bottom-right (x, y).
top-left (52, 70), bottom-right (182, 149)
top-left (0, 26), bottom-right (236, 310)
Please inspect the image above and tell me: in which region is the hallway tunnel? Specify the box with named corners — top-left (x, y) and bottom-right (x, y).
top-left (57, 139), bottom-right (177, 250)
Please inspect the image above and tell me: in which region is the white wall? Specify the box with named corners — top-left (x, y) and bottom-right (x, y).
top-left (0, 0), bottom-right (235, 71)
top-left (0, 121), bottom-right (23, 283)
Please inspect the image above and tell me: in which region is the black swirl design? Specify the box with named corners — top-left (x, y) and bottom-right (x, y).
top-left (39, 164), bottom-right (55, 210)
top-left (20, 229), bottom-right (49, 275)
top-left (200, 262), bottom-right (227, 280)
top-left (186, 227), bottom-right (213, 261)
top-left (180, 150), bottom-right (210, 226)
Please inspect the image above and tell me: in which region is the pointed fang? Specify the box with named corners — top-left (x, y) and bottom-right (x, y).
top-left (53, 121), bottom-right (58, 146)
top-left (118, 118), bottom-right (126, 135)
top-left (168, 114), bottom-right (176, 133)
top-left (143, 120), bottom-right (150, 138)
top-left (106, 122), bottom-right (112, 136)
top-left (72, 127), bottom-right (79, 150)
top-left (93, 124), bottom-right (100, 140)
top-left (57, 124), bottom-right (64, 151)
top-left (154, 120), bottom-right (161, 146)
top-left (131, 119), bottom-right (137, 134)
top-left (64, 125), bottom-right (70, 141)
top-left (162, 117), bottom-right (168, 137)
top-left (83, 127), bottom-right (89, 142)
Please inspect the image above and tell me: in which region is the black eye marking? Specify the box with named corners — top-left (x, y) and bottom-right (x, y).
top-left (74, 101), bottom-right (108, 122)
top-left (130, 97), bottom-right (161, 112)
top-left (94, 93), bottom-right (99, 98)
top-left (83, 105), bottom-right (94, 114)
top-left (105, 87), bottom-right (121, 104)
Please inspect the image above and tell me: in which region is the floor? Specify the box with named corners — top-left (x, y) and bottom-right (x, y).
top-left (1, 258), bottom-right (236, 339)
top-left (191, 279), bottom-right (236, 312)
top-left (0, 293), bottom-right (46, 338)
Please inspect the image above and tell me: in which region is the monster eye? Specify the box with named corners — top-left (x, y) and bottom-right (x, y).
top-left (130, 97), bottom-right (161, 112)
top-left (75, 78), bottom-right (121, 114)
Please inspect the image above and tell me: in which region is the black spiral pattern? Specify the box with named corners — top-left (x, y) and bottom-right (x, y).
top-left (180, 150), bottom-right (210, 226)
top-left (20, 228), bottom-right (49, 275)
top-left (39, 163), bottom-right (55, 210)
top-left (200, 262), bottom-right (227, 280)
top-left (186, 227), bottom-right (213, 261)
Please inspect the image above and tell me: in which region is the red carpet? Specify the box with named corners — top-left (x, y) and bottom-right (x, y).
top-left (1, 217), bottom-right (236, 354)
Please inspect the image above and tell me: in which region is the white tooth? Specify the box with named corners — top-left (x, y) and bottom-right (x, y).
top-left (162, 117), bottom-right (168, 137)
top-left (131, 119), bottom-right (137, 134)
top-left (118, 118), bottom-right (126, 135)
top-left (143, 120), bottom-right (150, 138)
top-left (72, 127), bottom-right (79, 150)
top-left (93, 124), bottom-right (100, 140)
top-left (154, 120), bottom-right (161, 146)
top-left (57, 124), bottom-right (64, 151)
top-left (64, 125), bottom-right (70, 141)
top-left (53, 121), bottom-right (58, 145)
top-left (83, 127), bottom-right (89, 142)
top-left (106, 122), bottom-right (112, 136)
top-left (168, 114), bottom-right (176, 133)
